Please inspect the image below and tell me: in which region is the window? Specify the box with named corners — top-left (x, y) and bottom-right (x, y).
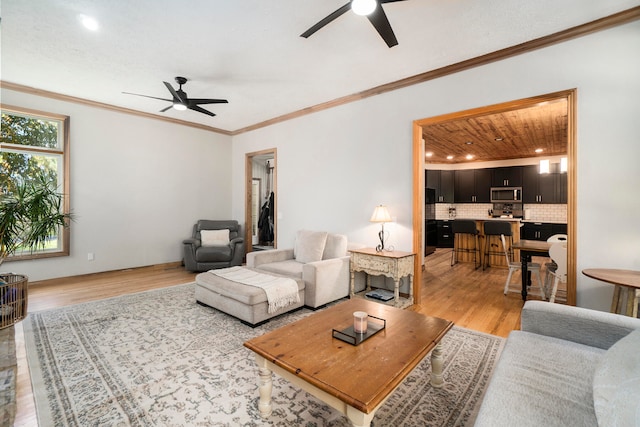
top-left (0, 104), bottom-right (70, 261)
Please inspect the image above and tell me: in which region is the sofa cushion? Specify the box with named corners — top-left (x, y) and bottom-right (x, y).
top-left (196, 245), bottom-right (232, 262)
top-left (592, 328), bottom-right (640, 427)
top-left (323, 233), bottom-right (348, 260)
top-left (294, 230), bottom-right (328, 263)
top-left (200, 229), bottom-right (230, 247)
top-left (474, 330), bottom-right (605, 427)
top-left (256, 260), bottom-right (304, 279)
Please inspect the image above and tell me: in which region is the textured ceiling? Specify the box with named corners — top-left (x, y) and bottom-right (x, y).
top-left (1, 0), bottom-right (638, 132)
top-left (423, 98), bottom-right (568, 164)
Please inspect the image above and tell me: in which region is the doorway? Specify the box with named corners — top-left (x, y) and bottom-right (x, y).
top-left (245, 149), bottom-right (277, 254)
top-left (412, 89), bottom-right (577, 305)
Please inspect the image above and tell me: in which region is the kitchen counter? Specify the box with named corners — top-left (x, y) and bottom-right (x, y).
top-left (438, 217), bottom-right (522, 222)
top-left (442, 218), bottom-right (522, 268)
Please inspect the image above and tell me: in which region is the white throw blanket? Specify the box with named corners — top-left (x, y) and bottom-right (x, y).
top-left (209, 267), bottom-right (300, 313)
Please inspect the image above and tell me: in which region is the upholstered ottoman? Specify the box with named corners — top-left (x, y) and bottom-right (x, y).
top-left (195, 268), bottom-right (305, 327)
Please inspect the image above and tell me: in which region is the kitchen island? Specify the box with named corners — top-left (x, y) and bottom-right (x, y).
top-left (448, 217), bottom-right (521, 268)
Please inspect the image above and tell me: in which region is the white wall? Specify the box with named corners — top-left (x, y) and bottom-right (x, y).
top-left (231, 21), bottom-right (640, 311)
top-left (3, 21), bottom-right (638, 310)
top-left (1, 89), bottom-right (233, 281)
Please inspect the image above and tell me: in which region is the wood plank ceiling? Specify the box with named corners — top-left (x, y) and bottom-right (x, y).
top-left (423, 98), bottom-right (568, 164)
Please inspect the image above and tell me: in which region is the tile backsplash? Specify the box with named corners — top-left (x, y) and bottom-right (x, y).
top-left (435, 203), bottom-right (567, 223)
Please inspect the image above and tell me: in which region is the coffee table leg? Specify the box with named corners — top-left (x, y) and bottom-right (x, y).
top-left (430, 343), bottom-right (444, 388)
top-left (346, 406), bottom-right (375, 427)
top-left (255, 356), bottom-right (273, 418)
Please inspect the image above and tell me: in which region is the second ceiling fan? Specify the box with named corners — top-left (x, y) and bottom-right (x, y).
top-left (123, 77), bottom-right (228, 117)
top-left (301, 0), bottom-right (408, 48)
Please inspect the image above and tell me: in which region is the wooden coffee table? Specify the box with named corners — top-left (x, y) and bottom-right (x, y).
top-left (243, 299), bottom-right (453, 427)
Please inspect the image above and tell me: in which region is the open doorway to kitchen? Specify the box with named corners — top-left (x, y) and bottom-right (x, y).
top-left (412, 89), bottom-right (577, 305)
top-left (245, 149), bottom-right (277, 254)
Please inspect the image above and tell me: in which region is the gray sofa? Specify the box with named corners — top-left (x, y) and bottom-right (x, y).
top-left (475, 300), bottom-right (640, 427)
top-left (246, 230), bottom-right (360, 309)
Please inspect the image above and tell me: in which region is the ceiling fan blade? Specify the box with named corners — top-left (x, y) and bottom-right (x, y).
top-left (189, 105), bottom-right (216, 117)
top-left (367, 4), bottom-right (398, 47)
top-left (380, 0), bottom-right (408, 3)
top-left (187, 98), bottom-right (229, 105)
top-left (163, 81), bottom-right (186, 104)
top-left (122, 92), bottom-right (172, 102)
top-left (300, 2), bottom-right (351, 38)
top-left (159, 105), bottom-right (173, 112)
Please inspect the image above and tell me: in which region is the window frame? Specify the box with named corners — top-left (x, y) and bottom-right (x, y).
top-left (1, 104), bottom-right (71, 262)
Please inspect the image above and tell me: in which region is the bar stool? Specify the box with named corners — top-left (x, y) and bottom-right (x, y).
top-left (483, 221), bottom-right (513, 270)
top-left (450, 220), bottom-right (480, 269)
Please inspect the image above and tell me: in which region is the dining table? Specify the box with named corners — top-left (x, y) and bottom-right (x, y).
top-left (582, 268), bottom-right (640, 317)
top-left (512, 239), bottom-right (552, 301)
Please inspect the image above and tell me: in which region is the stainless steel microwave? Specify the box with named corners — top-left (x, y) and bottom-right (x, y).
top-left (490, 187), bottom-right (522, 203)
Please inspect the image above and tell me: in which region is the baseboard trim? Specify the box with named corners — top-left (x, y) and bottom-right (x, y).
top-left (29, 261), bottom-right (185, 287)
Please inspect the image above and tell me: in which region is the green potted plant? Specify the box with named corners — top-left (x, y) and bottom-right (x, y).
top-left (0, 172), bottom-right (73, 327)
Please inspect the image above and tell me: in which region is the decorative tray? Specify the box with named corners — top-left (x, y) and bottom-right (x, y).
top-left (332, 315), bottom-right (386, 346)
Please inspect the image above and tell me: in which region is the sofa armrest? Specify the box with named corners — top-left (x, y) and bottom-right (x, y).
top-left (230, 237), bottom-right (245, 267)
top-left (521, 300), bottom-right (640, 350)
top-left (303, 256), bottom-right (350, 308)
top-left (182, 238), bottom-right (200, 272)
top-left (246, 248), bottom-right (294, 268)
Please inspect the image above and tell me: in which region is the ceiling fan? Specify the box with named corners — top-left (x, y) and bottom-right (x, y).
top-left (301, 0), bottom-right (408, 48)
top-left (123, 77), bottom-right (228, 117)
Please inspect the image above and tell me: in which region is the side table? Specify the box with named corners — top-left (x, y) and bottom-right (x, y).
top-left (582, 268), bottom-right (640, 318)
top-left (349, 248), bottom-right (415, 308)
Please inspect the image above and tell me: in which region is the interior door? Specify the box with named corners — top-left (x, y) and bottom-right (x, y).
top-left (245, 149), bottom-right (277, 254)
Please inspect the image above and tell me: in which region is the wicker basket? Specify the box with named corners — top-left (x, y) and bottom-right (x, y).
top-left (0, 274), bottom-right (29, 329)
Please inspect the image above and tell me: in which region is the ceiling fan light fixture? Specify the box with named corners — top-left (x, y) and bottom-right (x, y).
top-left (78, 14), bottom-right (99, 31)
top-left (352, 0), bottom-right (377, 16)
top-left (173, 102), bottom-right (187, 111)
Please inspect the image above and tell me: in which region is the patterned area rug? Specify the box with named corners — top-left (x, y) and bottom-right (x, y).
top-left (24, 283), bottom-right (504, 426)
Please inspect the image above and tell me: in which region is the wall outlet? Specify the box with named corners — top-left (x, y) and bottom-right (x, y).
top-left (87, 252), bottom-right (95, 261)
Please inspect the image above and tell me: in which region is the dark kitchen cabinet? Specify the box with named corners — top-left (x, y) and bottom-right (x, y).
top-left (440, 170), bottom-right (454, 203)
top-left (522, 222), bottom-right (553, 241)
top-left (523, 165), bottom-right (561, 204)
top-left (437, 220), bottom-right (454, 248)
top-left (426, 169), bottom-right (454, 203)
top-left (558, 172), bottom-right (568, 204)
top-left (522, 222), bottom-right (566, 241)
top-left (454, 169), bottom-right (491, 203)
top-left (552, 223), bottom-right (568, 236)
top-left (491, 166), bottom-right (523, 187)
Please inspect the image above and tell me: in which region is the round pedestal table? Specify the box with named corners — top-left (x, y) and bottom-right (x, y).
top-left (582, 269), bottom-right (640, 318)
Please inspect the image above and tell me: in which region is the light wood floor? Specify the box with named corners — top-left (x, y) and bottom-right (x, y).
top-left (12, 251), bottom-right (547, 426)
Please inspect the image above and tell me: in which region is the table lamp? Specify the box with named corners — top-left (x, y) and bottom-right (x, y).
top-left (370, 205), bottom-right (392, 252)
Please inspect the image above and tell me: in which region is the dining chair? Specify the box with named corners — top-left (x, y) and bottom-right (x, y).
top-left (543, 234), bottom-right (568, 291)
top-left (546, 241), bottom-right (567, 303)
top-left (501, 234), bottom-right (545, 299)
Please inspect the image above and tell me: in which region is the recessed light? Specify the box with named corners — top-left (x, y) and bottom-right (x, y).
top-left (466, 154), bottom-right (474, 160)
top-left (79, 14), bottom-right (99, 31)
top-left (494, 137), bottom-right (504, 141)
top-left (465, 141), bottom-right (473, 145)
top-left (535, 148), bottom-right (544, 153)
top-left (425, 152), bottom-right (433, 157)
top-left (446, 155), bottom-right (454, 160)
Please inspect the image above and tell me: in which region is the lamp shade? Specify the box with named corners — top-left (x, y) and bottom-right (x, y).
top-left (370, 205), bottom-right (392, 223)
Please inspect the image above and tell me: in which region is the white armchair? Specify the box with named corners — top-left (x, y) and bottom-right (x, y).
top-left (246, 230), bottom-right (356, 308)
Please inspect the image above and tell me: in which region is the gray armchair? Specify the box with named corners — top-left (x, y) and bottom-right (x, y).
top-left (183, 220), bottom-right (244, 272)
